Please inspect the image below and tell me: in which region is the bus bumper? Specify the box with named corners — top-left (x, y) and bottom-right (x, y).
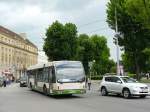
top-left (52, 89), bottom-right (86, 95)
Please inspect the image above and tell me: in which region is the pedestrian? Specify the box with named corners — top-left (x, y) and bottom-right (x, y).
top-left (12, 76), bottom-right (15, 82)
top-left (146, 73), bottom-right (149, 80)
top-left (85, 77), bottom-right (88, 88)
top-left (3, 79), bottom-right (6, 87)
top-left (6, 78), bottom-right (9, 85)
top-left (87, 78), bottom-right (91, 90)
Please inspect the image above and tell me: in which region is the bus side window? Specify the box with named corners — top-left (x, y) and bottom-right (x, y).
top-left (37, 68), bottom-right (43, 82)
top-left (43, 68), bottom-right (49, 83)
top-left (49, 68), bottom-right (52, 83)
top-left (52, 66), bottom-right (56, 83)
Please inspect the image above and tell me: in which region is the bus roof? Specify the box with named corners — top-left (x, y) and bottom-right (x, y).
top-left (27, 61), bottom-right (82, 71)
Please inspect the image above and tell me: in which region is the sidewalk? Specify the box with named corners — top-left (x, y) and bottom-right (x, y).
top-left (0, 83), bottom-right (18, 89)
top-left (86, 80), bottom-right (101, 93)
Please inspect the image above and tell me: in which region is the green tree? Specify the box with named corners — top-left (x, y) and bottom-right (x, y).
top-left (126, 0), bottom-right (150, 29)
top-left (107, 59), bottom-right (116, 73)
top-left (107, 0), bottom-right (150, 79)
top-left (143, 48), bottom-right (150, 71)
top-left (76, 34), bottom-right (114, 76)
top-left (90, 35), bottom-right (110, 75)
top-left (43, 21), bottom-right (77, 61)
top-left (76, 34), bottom-right (93, 75)
top-left (121, 53), bottom-right (136, 73)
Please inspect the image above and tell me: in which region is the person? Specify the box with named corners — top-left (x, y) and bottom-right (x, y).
top-left (146, 73), bottom-right (149, 80)
top-left (6, 78), bottom-right (9, 85)
top-left (85, 77), bottom-right (88, 88)
top-left (12, 76), bottom-right (15, 82)
top-left (3, 78), bottom-right (6, 87)
top-left (87, 78), bottom-right (91, 90)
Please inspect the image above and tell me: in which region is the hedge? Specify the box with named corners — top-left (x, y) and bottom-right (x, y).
top-left (127, 73), bottom-right (136, 78)
top-left (90, 75), bottom-right (103, 80)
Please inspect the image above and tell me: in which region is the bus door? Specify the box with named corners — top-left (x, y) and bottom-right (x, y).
top-left (49, 67), bottom-right (53, 93)
top-left (34, 70), bottom-right (37, 88)
top-left (49, 66), bottom-right (56, 94)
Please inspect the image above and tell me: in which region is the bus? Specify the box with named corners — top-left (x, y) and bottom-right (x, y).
top-left (27, 61), bottom-right (86, 95)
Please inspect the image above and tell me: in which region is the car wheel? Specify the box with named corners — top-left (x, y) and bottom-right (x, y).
top-left (122, 88), bottom-right (131, 99)
top-left (101, 87), bottom-right (108, 96)
top-left (140, 95), bottom-right (146, 98)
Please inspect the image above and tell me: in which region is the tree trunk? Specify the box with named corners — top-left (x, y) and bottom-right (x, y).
top-left (83, 61), bottom-right (89, 76)
top-left (134, 53), bottom-right (140, 80)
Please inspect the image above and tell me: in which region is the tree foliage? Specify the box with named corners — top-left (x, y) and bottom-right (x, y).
top-left (44, 21), bottom-right (115, 76)
top-left (107, 0), bottom-right (150, 79)
top-left (76, 34), bottom-right (113, 75)
top-left (76, 34), bottom-right (94, 75)
top-left (43, 21), bottom-right (77, 61)
top-left (90, 35), bottom-right (110, 75)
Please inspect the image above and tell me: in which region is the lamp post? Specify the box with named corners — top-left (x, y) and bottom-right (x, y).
top-left (115, 3), bottom-right (120, 75)
top-left (89, 60), bottom-right (95, 79)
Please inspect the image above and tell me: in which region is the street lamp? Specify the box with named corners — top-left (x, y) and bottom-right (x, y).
top-left (88, 60), bottom-right (95, 79)
top-left (115, 3), bottom-right (120, 75)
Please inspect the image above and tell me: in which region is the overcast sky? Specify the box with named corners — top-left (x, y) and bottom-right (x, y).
top-left (0, 0), bottom-right (121, 63)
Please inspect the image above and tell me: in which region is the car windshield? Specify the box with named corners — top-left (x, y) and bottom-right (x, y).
top-left (56, 62), bottom-right (85, 83)
top-left (121, 77), bottom-right (137, 83)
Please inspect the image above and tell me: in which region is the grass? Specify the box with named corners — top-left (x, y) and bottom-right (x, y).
top-left (140, 78), bottom-right (150, 83)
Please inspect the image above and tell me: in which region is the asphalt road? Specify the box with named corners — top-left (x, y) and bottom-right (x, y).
top-left (0, 82), bottom-right (150, 112)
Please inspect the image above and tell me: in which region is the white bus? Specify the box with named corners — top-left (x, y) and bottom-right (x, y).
top-left (27, 61), bottom-right (86, 95)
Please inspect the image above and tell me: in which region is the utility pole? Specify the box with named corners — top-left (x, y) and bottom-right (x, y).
top-left (115, 6), bottom-right (120, 75)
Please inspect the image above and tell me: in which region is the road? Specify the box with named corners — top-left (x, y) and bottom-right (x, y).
top-left (0, 82), bottom-right (150, 112)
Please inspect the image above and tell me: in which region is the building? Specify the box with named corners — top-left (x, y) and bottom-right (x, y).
top-left (0, 25), bottom-right (38, 79)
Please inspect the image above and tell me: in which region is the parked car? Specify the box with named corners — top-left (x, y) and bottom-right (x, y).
top-left (16, 78), bottom-right (21, 83)
top-left (100, 75), bottom-right (150, 98)
top-left (20, 77), bottom-right (27, 87)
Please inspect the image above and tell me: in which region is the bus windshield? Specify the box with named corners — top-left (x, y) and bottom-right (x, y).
top-left (56, 62), bottom-right (85, 83)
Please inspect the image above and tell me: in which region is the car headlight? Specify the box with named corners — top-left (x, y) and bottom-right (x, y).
top-left (134, 86), bottom-right (140, 89)
top-left (132, 86), bottom-right (140, 90)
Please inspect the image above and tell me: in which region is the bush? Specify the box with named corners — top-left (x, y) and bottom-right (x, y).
top-left (127, 73), bottom-right (136, 78)
top-left (91, 75), bottom-right (103, 80)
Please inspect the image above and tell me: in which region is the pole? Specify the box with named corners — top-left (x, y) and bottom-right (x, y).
top-left (115, 6), bottom-right (120, 75)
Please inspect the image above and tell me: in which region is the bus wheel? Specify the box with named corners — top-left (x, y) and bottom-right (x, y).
top-left (43, 86), bottom-right (48, 95)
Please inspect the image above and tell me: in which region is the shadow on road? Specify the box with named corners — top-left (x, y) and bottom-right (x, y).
top-left (29, 89), bottom-right (84, 99)
top-left (102, 93), bottom-right (150, 100)
top-left (50, 94), bottom-right (83, 99)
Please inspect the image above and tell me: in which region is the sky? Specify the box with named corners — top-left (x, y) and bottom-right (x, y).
top-left (0, 0), bottom-right (121, 63)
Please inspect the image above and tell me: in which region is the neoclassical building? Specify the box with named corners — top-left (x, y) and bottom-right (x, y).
top-left (0, 25), bottom-right (38, 79)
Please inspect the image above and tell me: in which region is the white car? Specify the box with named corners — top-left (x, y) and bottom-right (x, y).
top-left (100, 75), bottom-right (150, 98)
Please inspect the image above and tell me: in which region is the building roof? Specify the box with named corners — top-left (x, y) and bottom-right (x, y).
top-left (0, 25), bottom-right (37, 48)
